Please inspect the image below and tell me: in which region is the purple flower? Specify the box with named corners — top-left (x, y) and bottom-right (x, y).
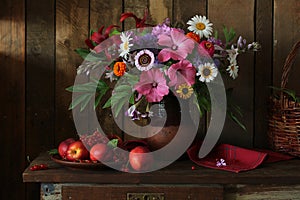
top-left (208, 37), bottom-right (223, 47)
top-left (157, 29), bottom-right (195, 62)
top-left (167, 60), bottom-right (196, 88)
top-left (152, 23), bottom-right (172, 37)
top-left (125, 105), bottom-right (140, 120)
top-left (216, 158), bottom-right (227, 167)
top-left (133, 33), bottom-right (158, 49)
top-left (134, 69), bottom-right (169, 102)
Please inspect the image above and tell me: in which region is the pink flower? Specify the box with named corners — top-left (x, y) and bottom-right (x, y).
top-left (134, 69), bottom-right (169, 102)
top-left (200, 40), bottom-right (215, 57)
top-left (168, 60), bottom-right (196, 88)
top-left (157, 29), bottom-right (195, 62)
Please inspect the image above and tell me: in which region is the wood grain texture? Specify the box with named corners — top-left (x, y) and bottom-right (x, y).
top-left (173, 0), bottom-right (206, 29)
top-left (26, 0), bottom-right (55, 160)
top-left (89, 0), bottom-right (124, 138)
top-left (208, 0), bottom-right (255, 148)
top-left (254, 0), bottom-right (273, 148)
top-left (26, 1), bottom-right (55, 199)
top-left (55, 0), bottom-right (89, 143)
top-left (274, 0), bottom-right (300, 93)
top-left (0, 0), bottom-right (25, 199)
top-left (224, 185), bottom-right (300, 200)
top-left (23, 153), bottom-right (300, 185)
top-left (124, 0), bottom-right (150, 30)
top-left (62, 185), bottom-right (223, 200)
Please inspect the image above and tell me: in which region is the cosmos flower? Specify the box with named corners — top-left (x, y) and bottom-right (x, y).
top-left (157, 29), bottom-right (195, 62)
top-left (167, 60), bottom-right (196, 88)
top-left (134, 69), bottom-right (169, 102)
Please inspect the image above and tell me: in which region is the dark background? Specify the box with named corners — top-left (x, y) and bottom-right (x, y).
top-left (1, 0), bottom-right (300, 199)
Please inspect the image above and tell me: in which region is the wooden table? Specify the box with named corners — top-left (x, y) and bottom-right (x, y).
top-left (23, 153), bottom-right (300, 200)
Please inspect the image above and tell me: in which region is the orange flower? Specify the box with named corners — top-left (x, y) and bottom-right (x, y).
top-left (113, 62), bottom-right (126, 76)
top-left (186, 32), bottom-right (200, 43)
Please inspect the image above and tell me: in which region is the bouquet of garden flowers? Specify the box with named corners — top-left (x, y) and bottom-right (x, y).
top-left (67, 10), bottom-right (260, 130)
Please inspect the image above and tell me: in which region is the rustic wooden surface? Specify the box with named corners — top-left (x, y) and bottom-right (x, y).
top-left (62, 184), bottom-right (223, 200)
top-left (23, 153), bottom-right (300, 200)
top-left (0, 0), bottom-right (26, 200)
top-left (2, 1), bottom-right (300, 200)
top-left (224, 185), bottom-right (300, 200)
top-left (26, 1), bottom-right (55, 199)
top-left (273, 0), bottom-right (300, 94)
top-left (89, 0), bottom-right (124, 138)
top-left (254, 0), bottom-right (273, 148)
top-left (55, 0), bottom-right (89, 143)
top-left (208, 0), bottom-right (255, 148)
top-left (23, 153), bottom-right (300, 185)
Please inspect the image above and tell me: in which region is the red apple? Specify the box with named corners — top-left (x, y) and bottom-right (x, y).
top-left (58, 138), bottom-right (76, 159)
top-left (65, 140), bottom-right (89, 161)
top-left (129, 146), bottom-right (153, 171)
top-left (90, 143), bottom-right (112, 162)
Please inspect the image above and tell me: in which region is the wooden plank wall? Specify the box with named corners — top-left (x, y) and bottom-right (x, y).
top-left (0, 0), bottom-right (300, 199)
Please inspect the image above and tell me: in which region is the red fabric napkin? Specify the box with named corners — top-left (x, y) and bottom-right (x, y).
top-left (187, 142), bottom-right (294, 173)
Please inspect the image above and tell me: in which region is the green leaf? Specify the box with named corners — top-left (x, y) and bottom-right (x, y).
top-left (223, 26), bottom-right (236, 44)
top-left (129, 93), bottom-right (135, 105)
top-left (66, 82), bottom-right (97, 93)
top-left (75, 48), bottom-right (90, 60)
top-left (107, 139), bottom-right (119, 148)
top-left (48, 149), bottom-right (58, 155)
top-left (228, 111), bottom-right (246, 131)
top-left (80, 94), bottom-right (93, 112)
top-left (102, 98), bottom-right (112, 109)
top-left (96, 80), bottom-right (109, 91)
top-left (110, 90), bottom-right (133, 117)
top-left (269, 86), bottom-right (298, 102)
top-left (68, 93), bottom-right (91, 110)
top-left (94, 94), bottom-right (102, 110)
top-left (214, 30), bottom-right (218, 39)
top-left (109, 29), bottom-right (121, 36)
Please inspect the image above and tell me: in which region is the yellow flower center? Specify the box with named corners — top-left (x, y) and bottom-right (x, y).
top-left (196, 22), bottom-right (206, 30)
top-left (202, 67), bottom-right (212, 78)
top-left (176, 84), bottom-right (193, 99)
top-left (124, 41), bottom-right (129, 50)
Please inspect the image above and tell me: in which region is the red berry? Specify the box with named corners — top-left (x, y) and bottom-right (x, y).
top-left (191, 166), bottom-right (195, 170)
top-left (39, 164), bottom-right (48, 170)
top-left (30, 164), bottom-right (48, 171)
top-left (30, 164), bottom-right (40, 171)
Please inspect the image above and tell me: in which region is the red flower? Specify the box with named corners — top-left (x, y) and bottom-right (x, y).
top-left (199, 40), bottom-right (215, 57)
top-left (120, 9), bottom-right (153, 28)
top-left (85, 25), bottom-right (119, 49)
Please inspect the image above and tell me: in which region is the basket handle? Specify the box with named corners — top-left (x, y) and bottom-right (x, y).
top-left (281, 41), bottom-right (300, 89)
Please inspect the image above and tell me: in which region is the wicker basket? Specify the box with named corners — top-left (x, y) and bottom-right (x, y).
top-left (268, 41), bottom-right (300, 157)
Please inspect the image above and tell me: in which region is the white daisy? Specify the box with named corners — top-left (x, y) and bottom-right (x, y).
top-left (227, 46), bottom-right (239, 64)
top-left (196, 62), bottom-right (218, 82)
top-left (226, 62), bottom-right (239, 79)
top-left (187, 15), bottom-right (213, 38)
top-left (119, 32), bottom-right (133, 59)
top-left (226, 46), bottom-right (239, 79)
top-left (134, 49), bottom-right (155, 71)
